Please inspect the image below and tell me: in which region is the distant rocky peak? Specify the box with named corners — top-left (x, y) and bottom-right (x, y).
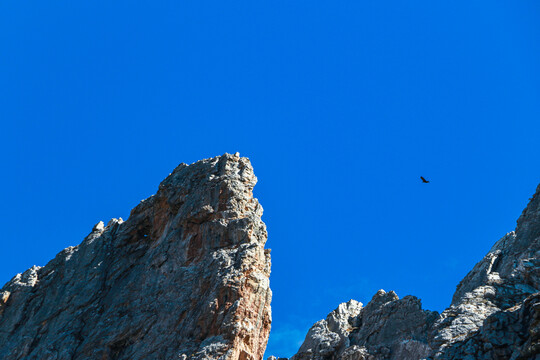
top-left (281, 183), bottom-right (540, 360)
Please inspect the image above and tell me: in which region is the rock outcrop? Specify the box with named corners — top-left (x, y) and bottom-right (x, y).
top-left (275, 185), bottom-right (540, 360)
top-left (432, 183), bottom-right (540, 359)
top-left (2, 154), bottom-right (539, 360)
top-left (0, 153), bottom-right (272, 360)
top-left (289, 291), bottom-right (438, 360)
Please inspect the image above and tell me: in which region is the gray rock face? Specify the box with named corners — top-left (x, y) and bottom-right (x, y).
top-left (0, 154), bottom-right (272, 360)
top-left (292, 300), bottom-right (363, 360)
top-left (289, 291), bottom-right (437, 360)
top-left (281, 185), bottom-right (540, 360)
top-left (438, 292), bottom-right (540, 360)
top-left (349, 291), bottom-right (437, 359)
top-left (432, 184), bottom-right (540, 359)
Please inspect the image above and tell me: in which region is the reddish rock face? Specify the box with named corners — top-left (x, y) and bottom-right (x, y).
top-left (0, 153), bottom-right (271, 360)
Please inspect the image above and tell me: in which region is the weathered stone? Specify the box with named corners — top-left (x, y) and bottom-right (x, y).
top-left (348, 291), bottom-right (436, 359)
top-left (0, 154), bottom-right (271, 360)
top-left (2, 155), bottom-right (540, 360)
top-left (431, 183), bottom-right (540, 359)
top-left (285, 184), bottom-right (540, 359)
top-left (290, 290), bottom-right (436, 360)
top-left (438, 293), bottom-right (540, 359)
top-left (291, 300), bottom-right (362, 360)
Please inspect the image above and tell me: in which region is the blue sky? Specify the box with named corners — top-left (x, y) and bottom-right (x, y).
top-left (1, 1), bottom-right (539, 358)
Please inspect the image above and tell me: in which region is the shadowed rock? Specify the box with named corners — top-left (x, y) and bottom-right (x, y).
top-left (0, 154), bottom-right (272, 360)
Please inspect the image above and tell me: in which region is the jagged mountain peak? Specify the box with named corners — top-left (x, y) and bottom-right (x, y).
top-left (0, 154), bottom-right (272, 360)
top-left (275, 185), bottom-right (540, 360)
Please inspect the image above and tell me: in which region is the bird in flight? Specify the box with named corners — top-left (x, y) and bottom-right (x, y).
top-left (420, 176), bottom-right (429, 183)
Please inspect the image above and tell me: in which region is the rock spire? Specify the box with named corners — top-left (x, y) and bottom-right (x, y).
top-left (0, 154), bottom-right (272, 360)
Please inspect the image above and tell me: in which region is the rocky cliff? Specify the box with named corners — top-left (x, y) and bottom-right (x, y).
top-left (274, 185), bottom-right (540, 360)
top-left (0, 153), bottom-right (272, 360)
top-left (2, 154), bottom-right (539, 360)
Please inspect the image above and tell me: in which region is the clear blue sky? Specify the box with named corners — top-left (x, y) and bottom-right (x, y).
top-left (1, 1), bottom-right (539, 357)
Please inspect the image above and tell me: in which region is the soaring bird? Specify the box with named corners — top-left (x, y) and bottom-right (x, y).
top-left (420, 176), bottom-right (429, 183)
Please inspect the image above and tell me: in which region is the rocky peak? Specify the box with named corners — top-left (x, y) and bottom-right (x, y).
top-left (2, 154), bottom-right (539, 360)
top-left (326, 300), bottom-right (363, 334)
top-left (0, 153), bottom-right (272, 360)
top-left (291, 300), bottom-right (362, 360)
top-left (288, 290), bottom-right (436, 360)
top-left (277, 184), bottom-right (540, 360)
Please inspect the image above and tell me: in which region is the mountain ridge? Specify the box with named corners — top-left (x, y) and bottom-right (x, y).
top-left (0, 155), bottom-right (538, 360)
top-left (272, 184), bottom-right (540, 360)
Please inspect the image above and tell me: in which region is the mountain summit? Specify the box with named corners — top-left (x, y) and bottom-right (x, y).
top-left (0, 154), bottom-right (272, 360)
